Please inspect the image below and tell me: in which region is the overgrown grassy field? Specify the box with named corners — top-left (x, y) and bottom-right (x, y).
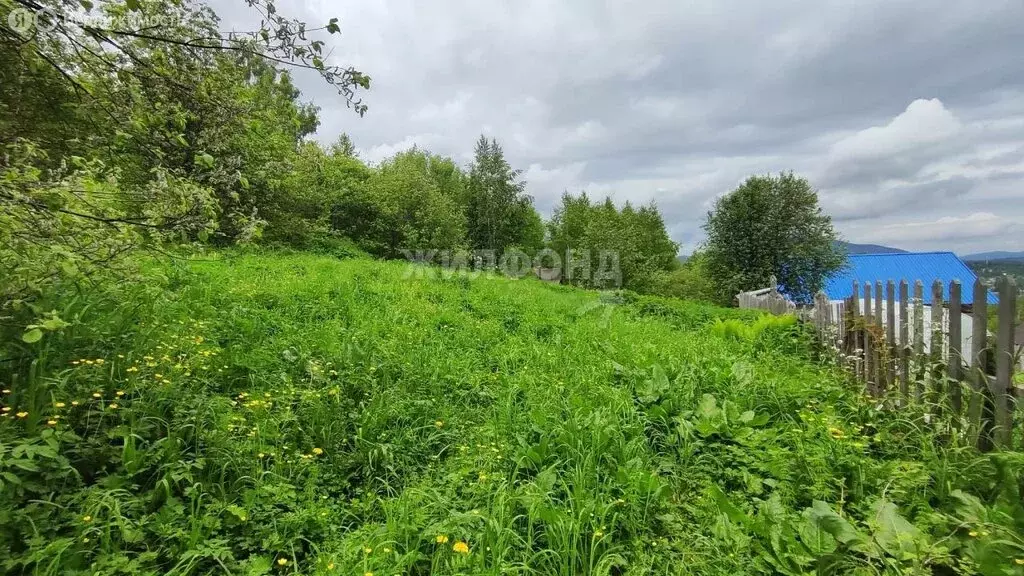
top-left (2, 253), bottom-right (1022, 575)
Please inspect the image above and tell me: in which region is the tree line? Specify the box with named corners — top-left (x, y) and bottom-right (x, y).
top-left (2, 0), bottom-right (845, 319)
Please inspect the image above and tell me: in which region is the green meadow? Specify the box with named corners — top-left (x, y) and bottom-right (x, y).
top-left (2, 252), bottom-right (1022, 575)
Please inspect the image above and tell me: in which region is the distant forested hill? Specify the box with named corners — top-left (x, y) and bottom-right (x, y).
top-left (835, 241), bottom-right (907, 255)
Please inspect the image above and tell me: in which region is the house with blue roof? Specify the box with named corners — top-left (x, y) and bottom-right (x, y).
top-left (816, 251), bottom-right (994, 366)
top-left (819, 251), bottom-right (997, 306)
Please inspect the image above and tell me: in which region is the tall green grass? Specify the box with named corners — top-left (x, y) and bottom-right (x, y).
top-left (1, 253), bottom-right (1021, 575)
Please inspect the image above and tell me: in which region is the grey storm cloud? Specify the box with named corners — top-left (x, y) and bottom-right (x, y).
top-left (214, 0), bottom-right (1024, 254)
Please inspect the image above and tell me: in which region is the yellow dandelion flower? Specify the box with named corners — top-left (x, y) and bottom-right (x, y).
top-left (828, 427), bottom-right (845, 439)
top-left (1015, 558), bottom-right (1024, 565)
top-left (276, 558), bottom-right (288, 566)
top-left (312, 447), bottom-right (324, 456)
top-left (47, 420), bottom-right (57, 425)
top-left (364, 573), bottom-right (373, 576)
top-left (16, 411), bottom-right (28, 418)
top-left (593, 530), bottom-right (604, 538)
top-left (84, 360), bottom-right (94, 365)
top-left (968, 531), bottom-right (978, 537)
top-left (109, 403), bottom-right (118, 410)
top-left (327, 563), bottom-right (335, 570)
top-left (92, 392), bottom-right (101, 398)
top-left (55, 402), bottom-right (66, 408)
top-left (1, 407), bottom-right (10, 412)
top-left (258, 453), bottom-right (265, 458)
top-left (72, 361), bottom-right (80, 365)
top-left (71, 401), bottom-right (79, 406)
top-left (452, 541), bottom-right (469, 554)
top-left (2, 389), bottom-right (10, 393)
top-left (117, 354), bottom-right (124, 359)
top-left (363, 547), bottom-right (372, 554)
top-left (116, 391), bottom-right (125, 397)
top-left (95, 359), bottom-right (104, 365)
top-left (126, 366), bottom-right (139, 373)
top-left (155, 374), bottom-right (163, 379)
top-left (383, 547), bottom-right (391, 553)
top-left (82, 515), bottom-right (92, 523)
top-left (436, 535), bottom-right (449, 544)
top-left (435, 420), bottom-right (444, 428)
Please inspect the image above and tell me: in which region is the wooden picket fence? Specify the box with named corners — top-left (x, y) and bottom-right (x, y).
top-left (809, 276), bottom-right (1020, 450)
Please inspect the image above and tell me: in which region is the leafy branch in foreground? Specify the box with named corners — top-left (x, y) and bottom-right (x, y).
top-left (1, 0), bottom-right (370, 115)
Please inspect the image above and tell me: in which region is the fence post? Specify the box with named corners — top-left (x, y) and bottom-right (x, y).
top-left (852, 281), bottom-right (862, 382)
top-left (875, 280), bottom-right (884, 392)
top-left (972, 279), bottom-right (992, 451)
top-left (914, 280), bottom-right (925, 400)
top-left (864, 282), bottom-right (874, 395)
top-left (948, 280), bottom-right (963, 416)
top-left (931, 280), bottom-right (945, 415)
top-left (995, 276), bottom-right (1017, 447)
top-left (886, 280), bottom-right (896, 395)
top-left (899, 280), bottom-right (910, 402)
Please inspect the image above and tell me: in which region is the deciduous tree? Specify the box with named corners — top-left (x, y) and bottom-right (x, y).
top-left (702, 172), bottom-right (845, 305)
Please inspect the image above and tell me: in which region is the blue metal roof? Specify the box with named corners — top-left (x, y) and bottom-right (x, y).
top-left (820, 252), bottom-right (997, 305)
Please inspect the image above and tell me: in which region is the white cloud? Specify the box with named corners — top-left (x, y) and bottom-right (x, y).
top-left (829, 99), bottom-right (961, 162)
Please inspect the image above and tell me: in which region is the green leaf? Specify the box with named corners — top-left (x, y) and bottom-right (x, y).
top-left (869, 500), bottom-right (922, 559)
top-left (41, 317), bottom-right (68, 331)
top-left (125, 0), bottom-right (141, 11)
top-left (196, 153), bottom-right (215, 168)
top-left (225, 504), bottom-right (248, 522)
top-left (806, 501), bottom-right (866, 547)
top-left (707, 484), bottom-right (751, 528)
top-left (798, 507), bottom-right (838, 556)
top-left (79, 0), bottom-right (93, 10)
top-left (22, 328), bottom-right (43, 343)
top-left (313, 57), bottom-right (324, 70)
top-left (327, 18), bottom-right (340, 34)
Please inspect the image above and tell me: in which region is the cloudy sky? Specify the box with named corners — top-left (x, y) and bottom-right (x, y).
top-left (223, 0), bottom-right (1024, 255)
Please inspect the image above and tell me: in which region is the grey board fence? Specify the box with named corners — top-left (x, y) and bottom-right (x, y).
top-left (807, 276), bottom-right (1020, 451)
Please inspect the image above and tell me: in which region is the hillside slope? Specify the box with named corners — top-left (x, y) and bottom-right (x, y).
top-left (2, 253), bottom-right (1020, 575)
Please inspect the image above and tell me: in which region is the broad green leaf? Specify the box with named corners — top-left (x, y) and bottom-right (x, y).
top-left (806, 501), bottom-right (865, 547)
top-left (21, 328), bottom-right (43, 343)
top-left (708, 484), bottom-right (751, 528)
top-left (327, 18), bottom-right (340, 34)
top-left (869, 500), bottom-right (922, 559)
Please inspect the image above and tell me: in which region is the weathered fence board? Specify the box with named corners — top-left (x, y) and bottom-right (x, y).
top-left (737, 273), bottom-right (1018, 451)
top-left (948, 281), bottom-right (963, 415)
top-left (805, 277), bottom-right (1017, 451)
